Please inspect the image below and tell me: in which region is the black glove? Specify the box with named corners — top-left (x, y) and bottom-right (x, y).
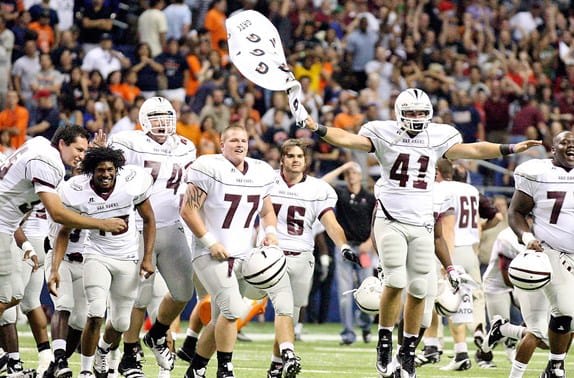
top-left (341, 244), bottom-right (360, 266)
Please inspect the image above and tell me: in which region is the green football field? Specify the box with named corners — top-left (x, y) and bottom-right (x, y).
top-left (15, 322), bottom-right (572, 377)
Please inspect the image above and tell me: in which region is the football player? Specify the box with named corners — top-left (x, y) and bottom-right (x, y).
top-left (508, 130), bottom-right (574, 378)
top-left (435, 160), bottom-right (501, 370)
top-left (47, 147), bottom-right (156, 378)
top-left (181, 125), bottom-right (277, 378)
top-left (264, 139), bottom-right (358, 377)
top-left (291, 86), bottom-right (541, 377)
top-left (108, 96), bottom-right (197, 376)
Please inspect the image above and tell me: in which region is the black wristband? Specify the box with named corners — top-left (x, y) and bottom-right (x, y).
top-left (499, 144), bottom-right (515, 156)
top-left (315, 124), bottom-right (328, 137)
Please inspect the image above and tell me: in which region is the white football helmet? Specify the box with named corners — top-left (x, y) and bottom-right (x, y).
top-left (242, 245), bottom-right (287, 290)
top-left (434, 279), bottom-right (462, 317)
top-left (508, 251), bottom-right (552, 290)
top-left (138, 96), bottom-right (176, 136)
top-left (353, 276), bottom-right (383, 315)
top-left (394, 88), bottom-right (433, 132)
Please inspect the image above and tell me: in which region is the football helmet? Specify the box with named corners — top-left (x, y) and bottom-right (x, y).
top-left (434, 279), bottom-right (462, 317)
top-left (353, 276), bottom-right (383, 315)
top-left (138, 96), bottom-right (176, 136)
top-left (394, 88), bottom-right (433, 132)
top-left (508, 251), bottom-right (552, 290)
top-left (242, 245), bottom-right (287, 290)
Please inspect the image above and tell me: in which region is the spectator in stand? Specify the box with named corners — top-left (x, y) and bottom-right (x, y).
top-left (81, 33), bottom-right (130, 80)
top-left (137, 0), bottom-right (167, 57)
top-left (0, 16), bottom-right (14, 109)
top-left (197, 114), bottom-right (219, 155)
top-left (30, 53), bottom-right (64, 107)
top-left (28, 9), bottom-right (56, 52)
top-left (261, 91), bottom-right (292, 132)
top-left (131, 42), bottom-right (164, 98)
top-left (176, 105), bottom-right (201, 146)
top-left (483, 79), bottom-right (519, 144)
top-left (556, 85), bottom-right (574, 129)
top-left (61, 66), bottom-right (89, 110)
top-left (26, 89), bottom-right (60, 140)
top-left (108, 69), bottom-right (141, 105)
top-left (163, 0), bottom-right (191, 42)
top-left (198, 87), bottom-right (230, 133)
top-left (55, 48), bottom-right (75, 78)
top-left (510, 96), bottom-right (546, 144)
top-left (86, 70), bottom-right (109, 101)
top-left (51, 30), bottom-right (83, 69)
top-left (451, 89), bottom-right (484, 143)
top-left (0, 90), bottom-right (29, 149)
top-left (0, 0), bottom-right (23, 28)
top-left (110, 102), bottom-right (138, 134)
top-left (189, 69), bottom-right (225, 115)
top-left (184, 37), bottom-right (210, 104)
top-left (333, 96), bottom-right (364, 133)
top-left (76, 0), bottom-right (115, 53)
top-left (344, 16), bottom-right (378, 92)
top-left (156, 38), bottom-right (189, 106)
top-left (11, 39), bottom-right (40, 109)
top-left (203, 0), bottom-right (227, 57)
top-left (59, 94), bottom-right (84, 127)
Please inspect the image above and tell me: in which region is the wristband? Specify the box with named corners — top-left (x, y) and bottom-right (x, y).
top-left (199, 232), bottom-right (217, 249)
top-left (264, 225), bottom-right (277, 235)
top-left (521, 232), bottom-right (536, 246)
top-left (320, 254), bottom-right (330, 267)
top-left (341, 243), bottom-right (352, 251)
top-left (446, 265), bottom-right (455, 273)
top-left (22, 241), bottom-right (37, 257)
top-left (499, 144), bottom-right (516, 156)
top-left (315, 124), bottom-right (328, 137)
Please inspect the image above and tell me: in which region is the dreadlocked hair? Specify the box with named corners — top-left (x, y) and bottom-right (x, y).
top-left (81, 147), bottom-right (126, 175)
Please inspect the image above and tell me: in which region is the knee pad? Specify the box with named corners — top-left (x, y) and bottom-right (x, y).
top-left (0, 307), bottom-right (17, 326)
top-left (87, 297), bottom-right (107, 319)
top-left (110, 314), bottom-right (131, 333)
top-left (133, 277), bottom-right (154, 309)
top-left (383, 267), bottom-right (407, 289)
top-left (549, 315), bottom-right (572, 334)
top-left (407, 277), bottom-right (428, 299)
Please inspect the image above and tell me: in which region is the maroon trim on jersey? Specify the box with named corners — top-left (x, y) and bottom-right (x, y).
top-left (240, 160), bottom-right (249, 175)
top-left (280, 172), bottom-right (307, 188)
top-left (90, 181), bottom-right (114, 200)
top-left (317, 207), bottom-right (334, 221)
top-left (32, 177), bottom-right (56, 189)
top-left (184, 161), bottom-right (193, 170)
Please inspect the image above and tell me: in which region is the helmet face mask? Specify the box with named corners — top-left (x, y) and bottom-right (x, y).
top-left (139, 97), bottom-right (176, 137)
top-left (394, 88), bottom-right (433, 132)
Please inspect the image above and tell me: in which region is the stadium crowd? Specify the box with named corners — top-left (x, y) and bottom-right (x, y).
top-left (0, 0), bottom-right (574, 377)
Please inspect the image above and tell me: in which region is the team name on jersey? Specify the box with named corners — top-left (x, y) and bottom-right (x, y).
top-left (234, 177), bottom-right (254, 184)
top-left (401, 138), bottom-right (425, 144)
top-left (95, 202), bottom-right (120, 210)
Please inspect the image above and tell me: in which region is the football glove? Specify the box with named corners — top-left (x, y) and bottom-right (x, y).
top-left (341, 244), bottom-right (360, 266)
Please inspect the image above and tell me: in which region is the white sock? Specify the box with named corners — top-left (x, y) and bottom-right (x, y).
top-left (53, 339), bottom-right (66, 353)
top-left (279, 342), bottom-right (294, 353)
top-left (271, 354), bottom-right (282, 363)
top-left (97, 338), bottom-right (111, 353)
top-left (423, 337), bottom-right (439, 347)
top-left (509, 360), bottom-right (527, 378)
top-left (8, 352), bottom-right (19, 361)
top-left (81, 355), bottom-right (94, 372)
top-left (454, 342), bottom-right (468, 354)
top-left (379, 325), bottom-right (394, 332)
top-left (550, 353), bottom-right (566, 361)
top-left (500, 323), bottom-right (525, 340)
top-left (186, 328), bottom-right (199, 338)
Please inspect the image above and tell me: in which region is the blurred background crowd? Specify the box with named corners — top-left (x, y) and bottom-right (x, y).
top-left (0, 0), bottom-right (573, 192)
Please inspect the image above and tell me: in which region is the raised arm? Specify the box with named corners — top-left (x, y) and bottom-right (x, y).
top-left (304, 117), bottom-right (373, 152)
top-left (445, 139), bottom-right (542, 160)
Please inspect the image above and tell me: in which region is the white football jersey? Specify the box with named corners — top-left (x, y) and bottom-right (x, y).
top-left (359, 121), bottom-right (462, 226)
top-left (0, 137), bottom-right (65, 233)
top-left (270, 172), bottom-right (337, 253)
top-left (437, 180), bottom-right (480, 246)
top-left (48, 220), bottom-right (88, 255)
top-left (482, 227), bottom-right (525, 294)
top-left (21, 203), bottom-right (50, 237)
top-left (433, 181), bottom-right (454, 221)
top-left (186, 155), bottom-right (275, 259)
top-left (514, 159), bottom-right (574, 253)
top-left (108, 131), bottom-right (196, 229)
top-left (58, 165), bottom-right (153, 260)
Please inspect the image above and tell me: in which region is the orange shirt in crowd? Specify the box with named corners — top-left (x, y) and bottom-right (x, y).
top-left (0, 105), bottom-right (29, 148)
top-left (185, 54), bottom-right (202, 97)
top-left (28, 22), bottom-right (55, 52)
top-left (109, 83), bottom-right (141, 105)
top-left (333, 112), bottom-right (364, 131)
top-left (176, 120), bottom-right (201, 147)
top-left (204, 8), bottom-right (226, 56)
